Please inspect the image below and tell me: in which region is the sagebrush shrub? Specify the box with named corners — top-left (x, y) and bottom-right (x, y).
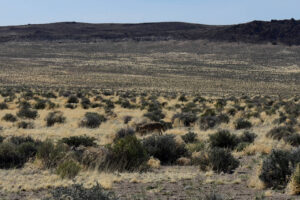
top-left (61, 136), bottom-right (96, 147)
top-left (37, 140), bottom-right (69, 168)
top-left (109, 135), bottom-right (149, 171)
top-left (79, 112), bottom-right (106, 128)
top-left (267, 126), bottom-right (295, 140)
top-left (197, 148), bottom-right (239, 173)
top-left (259, 149), bottom-right (293, 189)
top-left (56, 160), bottom-right (81, 179)
top-left (172, 112), bottom-right (198, 126)
top-left (0, 143), bottom-right (23, 169)
top-left (17, 108), bottom-right (38, 119)
top-left (181, 132), bottom-right (198, 143)
top-left (143, 134), bottom-right (188, 164)
top-left (235, 118), bottom-right (252, 130)
top-left (2, 113), bottom-right (17, 122)
top-left (45, 111), bottom-right (66, 127)
top-left (34, 100), bottom-right (47, 110)
top-left (0, 102), bottom-right (8, 110)
top-left (49, 183), bottom-right (116, 200)
top-left (67, 95), bottom-right (79, 104)
top-left (209, 130), bottom-right (239, 150)
top-left (17, 121), bottom-right (34, 129)
top-left (239, 131), bottom-right (257, 143)
top-left (114, 128), bottom-right (135, 141)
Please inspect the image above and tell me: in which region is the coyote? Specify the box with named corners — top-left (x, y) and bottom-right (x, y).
top-left (136, 122), bottom-right (165, 135)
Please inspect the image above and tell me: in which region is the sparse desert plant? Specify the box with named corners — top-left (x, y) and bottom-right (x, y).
top-left (79, 112), bottom-right (106, 128)
top-left (259, 149), bottom-right (293, 189)
top-left (114, 128), bottom-right (135, 141)
top-left (266, 126), bottom-right (295, 140)
top-left (283, 134), bottom-right (300, 147)
top-left (239, 131), bottom-right (257, 143)
top-left (60, 136), bottom-right (97, 147)
top-left (288, 163), bottom-right (300, 195)
top-left (2, 113), bottom-right (17, 122)
top-left (0, 102), bottom-right (8, 110)
top-left (56, 159), bottom-right (81, 179)
top-left (49, 183), bottom-right (116, 200)
top-left (143, 134), bottom-right (188, 164)
top-left (0, 143), bottom-right (23, 169)
top-left (187, 141), bottom-right (205, 153)
top-left (235, 118), bottom-right (252, 129)
top-left (67, 95), bottom-right (79, 104)
top-left (199, 116), bottom-right (219, 130)
top-left (17, 121), bottom-right (34, 129)
top-left (123, 115), bottom-right (132, 124)
top-left (108, 135), bottom-right (149, 171)
top-left (181, 132), bottom-right (198, 143)
top-left (37, 140), bottom-right (69, 168)
top-left (144, 110), bottom-right (165, 122)
top-left (45, 111), bottom-right (66, 127)
top-left (81, 97), bottom-right (91, 109)
top-left (65, 103), bottom-right (77, 109)
top-left (172, 112), bottom-right (198, 126)
top-left (209, 130), bottom-right (239, 150)
top-left (197, 148), bottom-right (239, 173)
top-left (34, 100), bottom-right (47, 109)
top-left (17, 107), bottom-right (38, 119)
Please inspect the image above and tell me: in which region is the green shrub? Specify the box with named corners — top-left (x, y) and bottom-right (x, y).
top-left (114, 128), bottom-right (135, 141)
top-left (0, 102), bottom-right (8, 110)
top-left (81, 97), bottom-right (91, 109)
top-left (209, 130), bottom-right (239, 150)
top-left (79, 112), bottom-right (106, 128)
top-left (67, 95), bottom-right (79, 104)
top-left (17, 121), bottom-right (34, 129)
top-left (187, 141), bottom-right (205, 153)
top-left (267, 126), bottom-right (295, 140)
top-left (181, 132), bottom-right (198, 143)
top-left (283, 134), bottom-right (300, 146)
top-left (239, 131), bottom-right (257, 143)
top-left (0, 143), bottom-right (23, 169)
top-left (259, 149), bottom-right (292, 189)
top-left (123, 116), bottom-right (132, 124)
top-left (61, 136), bottom-right (97, 147)
top-left (17, 108), bottom-right (38, 119)
top-left (56, 160), bottom-right (81, 179)
top-left (37, 140), bottom-right (69, 168)
top-left (2, 113), bottom-right (17, 122)
top-left (9, 136), bottom-right (36, 145)
top-left (45, 111), bottom-right (66, 127)
top-left (235, 119), bottom-right (252, 130)
top-left (143, 134), bottom-right (188, 164)
top-left (172, 112), bottom-right (198, 126)
top-left (109, 135), bottom-right (149, 171)
top-left (198, 148), bottom-right (239, 173)
top-left (144, 110), bottom-right (165, 122)
top-left (49, 183), bottom-right (116, 200)
top-left (178, 94), bottom-right (188, 102)
top-left (235, 142), bottom-right (250, 152)
top-left (199, 116), bottom-right (219, 130)
top-left (34, 100), bottom-right (47, 110)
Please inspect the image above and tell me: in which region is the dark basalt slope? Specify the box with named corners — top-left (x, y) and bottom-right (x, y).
top-left (0, 19), bottom-right (299, 45)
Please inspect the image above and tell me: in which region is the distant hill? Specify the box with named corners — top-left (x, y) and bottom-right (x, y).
top-left (0, 19), bottom-right (299, 45)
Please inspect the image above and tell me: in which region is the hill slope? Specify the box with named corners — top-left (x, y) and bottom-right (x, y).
top-left (0, 19), bottom-right (299, 45)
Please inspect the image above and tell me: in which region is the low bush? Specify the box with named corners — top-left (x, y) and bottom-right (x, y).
top-left (283, 134), bottom-right (300, 147)
top-left (109, 135), bottom-right (149, 171)
top-left (60, 136), bottom-right (97, 147)
top-left (0, 102), bottom-right (8, 110)
top-left (45, 111), bottom-right (66, 127)
top-left (79, 112), bottom-right (106, 128)
top-left (144, 110), bottom-right (165, 122)
top-left (17, 121), bottom-right (34, 129)
top-left (143, 134), bottom-right (188, 164)
top-left (34, 100), bottom-right (47, 110)
top-left (37, 140), bottom-right (69, 168)
top-left (239, 131), bottom-right (257, 143)
top-left (17, 108), bottom-right (38, 119)
top-left (209, 130), bottom-right (239, 150)
top-left (235, 119), bottom-right (252, 130)
top-left (49, 183), bottom-right (116, 200)
top-left (259, 149), bottom-right (293, 189)
top-left (198, 148), bottom-right (239, 173)
top-left (186, 141), bottom-right (205, 153)
top-left (267, 126), bottom-right (295, 140)
top-left (0, 143), bottom-right (23, 169)
top-left (172, 112), bottom-right (198, 126)
top-left (181, 132), bottom-right (198, 143)
top-left (56, 160), bottom-right (81, 179)
top-left (288, 163), bottom-right (300, 195)
top-left (65, 103), bottom-right (77, 109)
top-left (123, 116), bottom-right (132, 124)
top-left (81, 97), bottom-right (91, 109)
top-left (199, 116), bottom-right (219, 130)
top-left (2, 113), bottom-right (17, 122)
top-left (67, 95), bottom-right (79, 104)
top-left (114, 128), bottom-right (135, 141)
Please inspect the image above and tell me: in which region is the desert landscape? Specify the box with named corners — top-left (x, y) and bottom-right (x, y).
top-left (0, 19), bottom-right (299, 200)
